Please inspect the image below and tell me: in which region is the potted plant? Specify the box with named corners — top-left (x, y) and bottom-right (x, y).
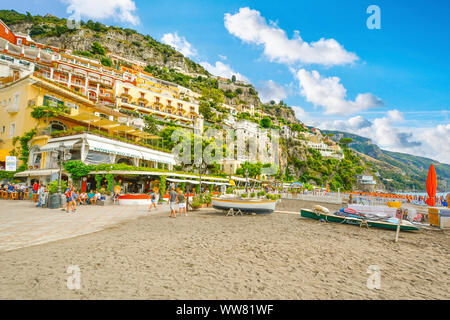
top-left (191, 196), bottom-right (202, 210)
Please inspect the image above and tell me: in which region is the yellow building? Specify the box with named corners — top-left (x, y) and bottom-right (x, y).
top-left (115, 79), bottom-right (203, 132)
top-left (0, 74), bottom-right (175, 182)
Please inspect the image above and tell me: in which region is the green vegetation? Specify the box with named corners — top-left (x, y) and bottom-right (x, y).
top-left (48, 179), bottom-right (68, 194)
top-left (10, 129), bottom-right (36, 171)
top-left (63, 161), bottom-right (94, 183)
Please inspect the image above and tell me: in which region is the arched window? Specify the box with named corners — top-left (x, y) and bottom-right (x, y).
top-left (49, 120), bottom-right (67, 132)
top-left (116, 157), bottom-right (132, 165)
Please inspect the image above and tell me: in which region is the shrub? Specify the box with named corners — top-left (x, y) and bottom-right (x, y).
top-left (48, 180), bottom-right (68, 194)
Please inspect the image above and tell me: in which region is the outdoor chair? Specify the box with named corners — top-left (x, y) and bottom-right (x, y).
top-left (11, 192), bottom-right (18, 200)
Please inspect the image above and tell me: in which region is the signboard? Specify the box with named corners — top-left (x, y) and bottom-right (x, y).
top-left (5, 156), bottom-right (16, 171)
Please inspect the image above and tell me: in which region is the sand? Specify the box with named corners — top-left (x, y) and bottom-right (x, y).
top-left (0, 200), bottom-right (449, 299)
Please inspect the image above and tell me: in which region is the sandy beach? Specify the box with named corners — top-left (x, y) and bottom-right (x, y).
top-left (0, 199), bottom-right (449, 300)
top-left (0, 199), bottom-right (450, 299)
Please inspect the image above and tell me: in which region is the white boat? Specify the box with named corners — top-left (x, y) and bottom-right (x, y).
top-left (211, 197), bottom-right (276, 214)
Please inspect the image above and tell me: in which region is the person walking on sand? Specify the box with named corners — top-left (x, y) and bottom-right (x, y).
top-left (113, 189), bottom-right (120, 205)
top-left (177, 189), bottom-right (186, 216)
top-left (169, 187), bottom-right (178, 218)
top-left (70, 187), bottom-right (78, 213)
top-left (148, 188), bottom-right (157, 212)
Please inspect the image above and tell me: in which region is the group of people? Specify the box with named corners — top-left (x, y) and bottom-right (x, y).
top-left (63, 186), bottom-right (103, 213)
top-left (1, 181), bottom-right (48, 206)
top-left (168, 187), bottom-right (187, 218)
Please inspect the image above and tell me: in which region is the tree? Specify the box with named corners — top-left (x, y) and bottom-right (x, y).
top-left (143, 115), bottom-right (158, 135)
top-left (101, 57), bottom-right (112, 67)
top-left (63, 161), bottom-right (94, 183)
top-left (231, 75), bottom-right (236, 83)
top-left (339, 137), bottom-right (353, 147)
top-left (236, 162), bottom-right (263, 178)
top-left (91, 41), bottom-right (106, 55)
top-left (260, 117), bottom-right (272, 128)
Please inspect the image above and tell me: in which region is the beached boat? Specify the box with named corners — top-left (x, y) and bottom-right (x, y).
top-left (212, 197), bottom-right (276, 214)
top-left (300, 209), bottom-right (419, 231)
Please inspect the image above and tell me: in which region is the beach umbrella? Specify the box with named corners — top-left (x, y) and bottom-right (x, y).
top-left (425, 164), bottom-right (437, 207)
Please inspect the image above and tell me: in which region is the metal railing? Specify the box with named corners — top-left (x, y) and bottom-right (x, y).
top-left (280, 192), bottom-right (344, 204)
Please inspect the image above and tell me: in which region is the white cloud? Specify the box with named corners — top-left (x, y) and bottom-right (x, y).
top-left (418, 124), bottom-right (450, 164)
top-left (316, 110), bottom-right (450, 164)
top-left (161, 32), bottom-right (197, 57)
top-left (291, 106), bottom-right (309, 122)
top-left (224, 7), bottom-right (358, 66)
top-left (199, 61), bottom-right (248, 82)
top-left (294, 69), bottom-right (384, 115)
top-left (218, 54), bottom-right (227, 61)
top-left (62, 0), bottom-right (140, 25)
top-left (256, 80), bottom-right (287, 103)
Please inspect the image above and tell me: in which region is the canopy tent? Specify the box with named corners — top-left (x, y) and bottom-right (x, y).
top-left (91, 118), bottom-right (120, 129)
top-left (14, 169), bottom-right (59, 177)
top-left (90, 170), bottom-right (227, 181)
top-left (69, 113), bottom-right (101, 123)
top-left (40, 139), bottom-right (81, 152)
top-left (86, 139), bottom-right (142, 159)
top-left (166, 178), bottom-right (199, 184)
top-left (290, 182), bottom-right (303, 188)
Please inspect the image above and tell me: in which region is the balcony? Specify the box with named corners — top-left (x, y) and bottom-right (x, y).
top-left (119, 101), bottom-right (193, 123)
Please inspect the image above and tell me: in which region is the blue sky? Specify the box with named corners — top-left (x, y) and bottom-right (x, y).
top-left (5, 0), bottom-right (450, 163)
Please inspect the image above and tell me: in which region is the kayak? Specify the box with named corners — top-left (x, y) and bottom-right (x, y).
top-left (300, 209), bottom-right (419, 232)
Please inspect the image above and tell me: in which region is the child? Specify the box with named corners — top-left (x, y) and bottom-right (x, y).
top-left (177, 189), bottom-right (186, 216)
top-left (148, 188), bottom-right (157, 212)
top-left (113, 190), bottom-right (120, 205)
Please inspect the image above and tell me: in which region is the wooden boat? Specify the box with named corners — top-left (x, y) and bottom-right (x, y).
top-left (300, 209), bottom-right (419, 232)
top-left (212, 197), bottom-right (276, 214)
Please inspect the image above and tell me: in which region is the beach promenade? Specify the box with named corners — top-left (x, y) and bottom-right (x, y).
top-left (0, 200), bottom-right (449, 299)
top-left (0, 200), bottom-right (164, 252)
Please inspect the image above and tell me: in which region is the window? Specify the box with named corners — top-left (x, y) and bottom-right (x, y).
top-left (13, 93), bottom-right (19, 109)
top-left (1, 126), bottom-right (5, 133)
top-left (9, 123), bottom-right (15, 138)
top-left (17, 38), bottom-right (22, 45)
top-left (49, 121), bottom-right (67, 132)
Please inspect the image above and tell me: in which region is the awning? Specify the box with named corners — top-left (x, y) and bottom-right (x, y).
top-left (14, 169), bottom-right (59, 177)
top-left (165, 178), bottom-right (230, 186)
top-left (166, 178), bottom-right (199, 184)
top-left (87, 139), bottom-right (142, 159)
top-left (0, 149), bottom-right (10, 162)
top-left (40, 139), bottom-right (81, 152)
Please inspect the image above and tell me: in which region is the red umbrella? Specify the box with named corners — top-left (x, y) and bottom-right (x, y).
top-left (425, 164), bottom-right (437, 206)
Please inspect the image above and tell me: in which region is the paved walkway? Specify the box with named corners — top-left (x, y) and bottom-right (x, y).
top-left (0, 200), bottom-right (169, 252)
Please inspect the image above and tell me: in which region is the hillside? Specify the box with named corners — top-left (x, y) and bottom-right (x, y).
top-left (323, 130), bottom-right (450, 192)
top-left (0, 10), bottom-right (209, 77)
